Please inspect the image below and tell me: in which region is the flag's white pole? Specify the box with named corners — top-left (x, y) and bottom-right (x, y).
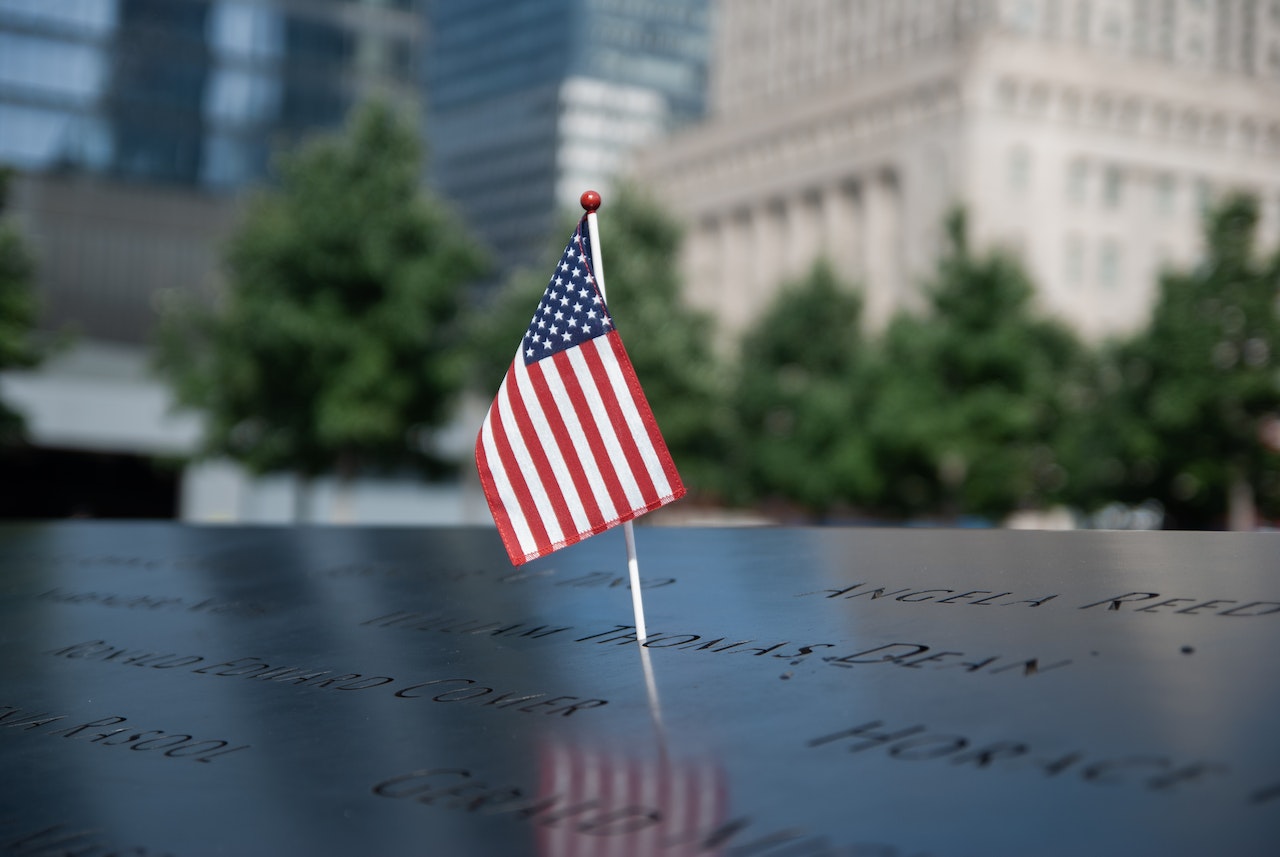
top-left (582, 190), bottom-right (649, 643)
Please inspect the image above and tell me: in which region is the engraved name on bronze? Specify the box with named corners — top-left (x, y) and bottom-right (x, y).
top-left (38, 586), bottom-right (269, 617)
top-left (805, 719), bottom-right (1260, 801)
top-left (46, 640), bottom-right (607, 717)
top-left (800, 580), bottom-right (1280, 619)
top-left (37, 553), bottom-right (213, 572)
top-left (360, 613), bottom-right (1072, 678)
top-left (1077, 591), bottom-right (1280, 617)
top-left (0, 704), bottom-right (248, 764)
top-left (325, 562), bottom-right (674, 589)
top-left (0, 820), bottom-right (176, 857)
top-left (799, 582), bottom-right (1060, 608)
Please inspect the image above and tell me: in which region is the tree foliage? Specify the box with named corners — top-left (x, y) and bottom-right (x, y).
top-left (157, 102), bottom-right (487, 477)
top-left (0, 167), bottom-right (39, 444)
top-left (468, 184), bottom-right (727, 494)
top-left (1097, 192), bottom-right (1280, 527)
top-left (726, 260), bottom-right (876, 514)
top-left (865, 210), bottom-right (1084, 520)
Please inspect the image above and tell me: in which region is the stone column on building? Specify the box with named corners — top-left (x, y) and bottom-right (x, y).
top-left (861, 167), bottom-right (903, 328)
top-left (820, 178), bottom-right (863, 289)
top-left (754, 198), bottom-right (788, 315)
top-left (685, 214), bottom-right (721, 313)
top-left (718, 207), bottom-right (755, 335)
top-left (786, 188), bottom-right (825, 278)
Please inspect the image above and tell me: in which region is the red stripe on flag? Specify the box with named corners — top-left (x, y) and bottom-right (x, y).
top-left (604, 331), bottom-right (686, 498)
top-left (552, 350), bottom-right (634, 521)
top-left (581, 335), bottom-right (660, 503)
top-left (487, 401), bottom-right (552, 558)
top-left (528, 361), bottom-right (610, 534)
top-left (474, 431), bottom-right (524, 563)
top-left (504, 368), bottom-right (579, 542)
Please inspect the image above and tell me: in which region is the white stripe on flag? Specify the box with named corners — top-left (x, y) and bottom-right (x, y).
top-left (497, 368), bottom-right (564, 548)
top-left (512, 359), bottom-right (592, 536)
top-left (565, 345), bottom-right (646, 511)
top-left (537, 359), bottom-right (620, 524)
top-left (479, 399), bottom-right (537, 558)
top-left (594, 337), bottom-right (675, 500)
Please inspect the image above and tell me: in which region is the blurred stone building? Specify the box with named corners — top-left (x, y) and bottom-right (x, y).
top-left (634, 0), bottom-right (1280, 339)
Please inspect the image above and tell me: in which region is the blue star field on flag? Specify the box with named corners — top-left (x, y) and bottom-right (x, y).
top-left (521, 219), bottom-right (614, 365)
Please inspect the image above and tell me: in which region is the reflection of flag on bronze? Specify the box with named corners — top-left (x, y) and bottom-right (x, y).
top-left (476, 216), bottom-right (685, 566)
top-left (537, 741), bottom-right (728, 857)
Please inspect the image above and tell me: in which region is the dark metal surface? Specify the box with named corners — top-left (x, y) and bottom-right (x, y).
top-left (1, 523), bottom-right (1277, 856)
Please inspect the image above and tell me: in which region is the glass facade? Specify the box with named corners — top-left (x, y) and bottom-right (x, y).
top-left (0, 0), bottom-right (425, 189)
top-left (425, 0), bottom-right (710, 273)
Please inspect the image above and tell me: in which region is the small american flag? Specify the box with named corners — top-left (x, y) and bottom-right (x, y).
top-left (476, 216), bottom-right (685, 566)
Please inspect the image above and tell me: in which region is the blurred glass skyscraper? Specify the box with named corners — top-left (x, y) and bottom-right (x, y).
top-left (0, 0), bottom-right (431, 519)
top-left (0, 0), bottom-right (424, 191)
top-left (425, 0), bottom-right (711, 273)
top-left (0, 0), bottom-right (426, 344)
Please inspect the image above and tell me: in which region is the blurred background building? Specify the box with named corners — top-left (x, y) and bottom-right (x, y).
top-left (0, 0), bottom-right (714, 521)
top-left (2, 0), bottom-right (1278, 524)
top-left (635, 0), bottom-right (1280, 337)
top-left (0, 0), bottom-right (428, 519)
top-left (426, 0), bottom-right (710, 275)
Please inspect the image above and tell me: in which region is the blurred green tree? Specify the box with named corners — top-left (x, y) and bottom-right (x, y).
top-left (468, 184), bottom-right (728, 495)
top-left (866, 209), bottom-right (1084, 521)
top-left (157, 102), bottom-right (487, 513)
top-left (1102, 192), bottom-right (1280, 528)
top-left (725, 260), bottom-right (877, 515)
top-left (0, 167), bottom-right (40, 445)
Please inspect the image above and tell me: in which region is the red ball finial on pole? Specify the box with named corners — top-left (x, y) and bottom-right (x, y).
top-left (580, 190), bottom-right (601, 212)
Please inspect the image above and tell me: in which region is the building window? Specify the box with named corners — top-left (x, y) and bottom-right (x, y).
top-left (1010, 0), bottom-right (1039, 33)
top-left (0, 33), bottom-right (105, 102)
top-left (208, 2), bottom-right (284, 60)
top-left (0, 104), bottom-right (73, 167)
top-left (1241, 119), bottom-right (1259, 150)
top-left (1008, 145), bottom-right (1032, 192)
top-left (1075, 0), bottom-right (1092, 43)
top-left (997, 77), bottom-right (1018, 109)
top-left (1099, 239), bottom-right (1122, 289)
top-left (1152, 103), bottom-right (1172, 134)
top-left (1060, 88), bottom-right (1081, 120)
top-left (1102, 10), bottom-right (1124, 47)
top-left (1064, 233), bottom-right (1085, 286)
top-left (0, 0), bottom-right (116, 33)
top-left (1067, 159), bottom-right (1088, 204)
top-left (1206, 114), bottom-right (1227, 145)
top-left (1158, 0), bottom-right (1177, 58)
top-left (1155, 173), bottom-right (1176, 216)
top-left (1102, 165), bottom-right (1124, 208)
top-left (1044, 0), bottom-right (1062, 37)
top-left (1196, 178), bottom-right (1214, 212)
top-left (1133, 0), bottom-right (1150, 53)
